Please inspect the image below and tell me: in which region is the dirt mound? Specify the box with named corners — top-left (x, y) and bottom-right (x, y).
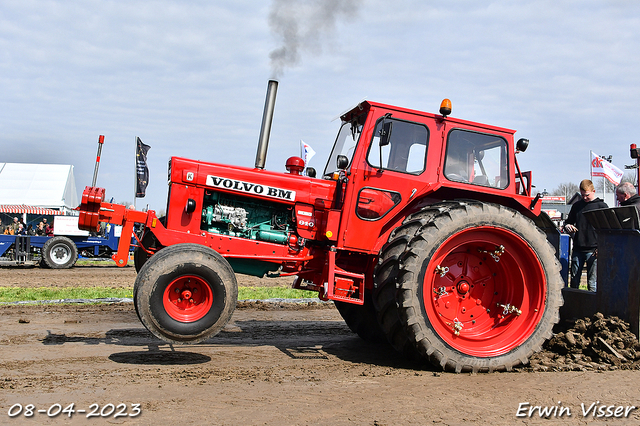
top-left (520, 313), bottom-right (640, 372)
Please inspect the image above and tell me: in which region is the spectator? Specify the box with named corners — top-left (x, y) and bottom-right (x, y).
top-left (35, 222), bottom-right (45, 236)
top-left (26, 224), bottom-right (36, 236)
top-left (564, 179), bottom-right (608, 292)
top-left (45, 222), bottom-right (54, 236)
top-left (0, 218), bottom-right (4, 234)
top-left (16, 223), bottom-right (26, 235)
top-left (9, 217), bottom-right (19, 234)
top-left (616, 181), bottom-right (640, 215)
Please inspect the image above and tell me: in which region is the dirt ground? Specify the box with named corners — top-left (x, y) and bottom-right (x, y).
top-left (1, 265), bottom-right (640, 425)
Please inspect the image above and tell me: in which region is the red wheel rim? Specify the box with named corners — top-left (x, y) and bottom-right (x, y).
top-left (423, 226), bottom-right (546, 357)
top-left (163, 275), bottom-right (214, 322)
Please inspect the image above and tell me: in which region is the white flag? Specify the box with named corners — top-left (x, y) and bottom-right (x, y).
top-left (300, 140), bottom-right (316, 167)
top-left (591, 151), bottom-right (623, 185)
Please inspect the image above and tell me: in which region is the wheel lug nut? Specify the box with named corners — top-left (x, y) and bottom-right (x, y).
top-left (178, 298), bottom-right (182, 302)
top-left (175, 288), bottom-right (180, 293)
top-left (189, 298), bottom-right (194, 303)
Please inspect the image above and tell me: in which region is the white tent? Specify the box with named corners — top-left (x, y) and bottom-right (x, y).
top-left (0, 163), bottom-right (79, 214)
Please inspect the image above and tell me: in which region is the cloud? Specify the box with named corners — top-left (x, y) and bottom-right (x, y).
top-left (0, 0), bottom-right (639, 210)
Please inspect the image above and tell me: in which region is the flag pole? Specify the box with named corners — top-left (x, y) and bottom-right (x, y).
top-left (92, 135), bottom-right (105, 187)
top-left (589, 150), bottom-right (593, 190)
top-left (134, 136), bottom-right (137, 210)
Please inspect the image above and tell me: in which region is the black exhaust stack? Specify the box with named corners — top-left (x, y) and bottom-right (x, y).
top-left (255, 80), bottom-right (279, 169)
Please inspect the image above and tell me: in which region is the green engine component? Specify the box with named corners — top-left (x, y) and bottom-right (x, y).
top-left (201, 190), bottom-right (291, 244)
top-left (256, 230), bottom-right (289, 244)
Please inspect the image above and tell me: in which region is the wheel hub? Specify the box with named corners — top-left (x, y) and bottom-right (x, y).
top-left (163, 276), bottom-right (213, 322)
top-left (456, 280), bottom-right (470, 295)
top-left (181, 289), bottom-right (192, 300)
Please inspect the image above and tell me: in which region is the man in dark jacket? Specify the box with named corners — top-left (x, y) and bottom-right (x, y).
top-left (564, 179), bottom-right (608, 292)
top-left (616, 181), bottom-right (640, 216)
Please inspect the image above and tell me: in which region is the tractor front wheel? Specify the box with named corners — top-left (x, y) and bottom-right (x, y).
top-left (134, 243), bottom-right (238, 344)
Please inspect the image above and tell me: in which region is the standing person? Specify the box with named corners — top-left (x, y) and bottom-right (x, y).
top-left (564, 179), bottom-right (608, 292)
top-left (0, 218), bottom-right (4, 234)
top-left (616, 181), bottom-right (640, 215)
top-left (10, 217), bottom-right (20, 234)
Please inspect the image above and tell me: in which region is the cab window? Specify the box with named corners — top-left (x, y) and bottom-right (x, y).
top-left (367, 118), bottom-right (428, 174)
top-left (444, 129), bottom-right (508, 189)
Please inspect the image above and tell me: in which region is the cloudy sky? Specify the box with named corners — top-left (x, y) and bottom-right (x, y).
top-left (2, 0), bottom-right (639, 211)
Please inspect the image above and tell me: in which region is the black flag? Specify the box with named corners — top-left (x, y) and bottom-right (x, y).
top-left (135, 137), bottom-right (150, 198)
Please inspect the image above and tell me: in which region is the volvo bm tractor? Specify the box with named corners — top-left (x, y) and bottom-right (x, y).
top-left (79, 80), bottom-right (563, 373)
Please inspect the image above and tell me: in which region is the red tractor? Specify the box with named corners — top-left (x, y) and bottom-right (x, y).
top-left (79, 80), bottom-right (563, 373)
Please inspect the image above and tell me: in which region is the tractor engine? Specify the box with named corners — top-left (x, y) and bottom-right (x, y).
top-left (200, 190), bottom-right (293, 245)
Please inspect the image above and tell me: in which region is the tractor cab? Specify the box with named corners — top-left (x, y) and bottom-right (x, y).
top-left (322, 100), bottom-right (537, 255)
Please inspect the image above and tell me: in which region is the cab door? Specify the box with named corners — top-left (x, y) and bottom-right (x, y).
top-left (340, 111), bottom-right (431, 252)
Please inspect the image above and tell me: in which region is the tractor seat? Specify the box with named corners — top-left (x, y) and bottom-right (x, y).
top-left (472, 175), bottom-right (490, 186)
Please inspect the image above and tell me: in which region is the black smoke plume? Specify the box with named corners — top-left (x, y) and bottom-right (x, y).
top-left (269, 0), bottom-right (362, 79)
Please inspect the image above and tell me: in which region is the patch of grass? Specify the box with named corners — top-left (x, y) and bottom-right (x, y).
top-left (0, 286), bottom-right (318, 303)
top-left (238, 287), bottom-right (317, 300)
top-left (0, 287), bottom-right (133, 303)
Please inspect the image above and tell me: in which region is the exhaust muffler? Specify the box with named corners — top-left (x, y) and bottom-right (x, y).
top-left (255, 79), bottom-right (278, 169)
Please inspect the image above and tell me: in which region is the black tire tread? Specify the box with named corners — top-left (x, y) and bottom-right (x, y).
top-left (41, 236), bottom-right (78, 269)
top-left (373, 205), bottom-right (442, 359)
top-left (376, 200), bottom-right (563, 373)
top-left (134, 243), bottom-right (238, 344)
top-left (334, 293), bottom-right (387, 343)
top-left (397, 201), bottom-right (563, 373)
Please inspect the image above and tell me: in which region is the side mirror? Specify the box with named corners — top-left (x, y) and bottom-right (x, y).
top-left (336, 155), bottom-right (349, 170)
top-left (306, 167), bottom-right (317, 178)
top-left (516, 138), bottom-right (529, 153)
top-left (377, 116), bottom-right (393, 172)
top-left (379, 121), bottom-right (393, 147)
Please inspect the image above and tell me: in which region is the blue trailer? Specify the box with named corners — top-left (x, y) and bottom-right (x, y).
top-left (0, 217), bottom-right (123, 268)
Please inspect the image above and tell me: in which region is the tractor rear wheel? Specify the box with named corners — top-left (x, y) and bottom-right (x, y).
top-left (134, 217), bottom-right (165, 273)
top-left (134, 230), bottom-right (161, 273)
top-left (334, 293), bottom-right (386, 343)
top-left (134, 243), bottom-right (238, 344)
top-left (41, 236), bottom-right (78, 269)
top-left (376, 201), bottom-right (563, 372)
top-left (373, 206), bottom-right (439, 360)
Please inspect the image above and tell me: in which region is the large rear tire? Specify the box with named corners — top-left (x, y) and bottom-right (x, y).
top-left (373, 207), bottom-right (439, 360)
top-left (134, 230), bottom-right (161, 273)
top-left (134, 243), bottom-right (238, 344)
top-left (376, 201), bottom-right (563, 372)
top-left (134, 217), bottom-right (165, 273)
top-left (334, 292), bottom-right (386, 343)
top-left (41, 236), bottom-right (78, 269)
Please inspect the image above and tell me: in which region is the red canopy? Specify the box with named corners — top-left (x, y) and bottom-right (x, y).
top-left (0, 205), bottom-right (63, 215)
